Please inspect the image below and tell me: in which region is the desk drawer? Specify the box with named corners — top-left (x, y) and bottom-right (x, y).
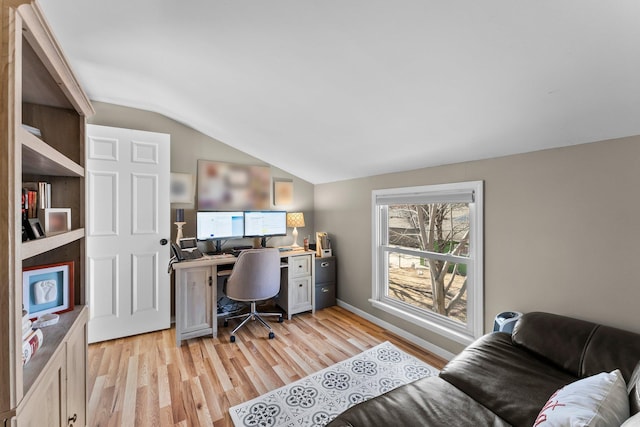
top-left (315, 257), bottom-right (336, 283)
top-left (315, 282), bottom-right (336, 310)
top-left (289, 254), bottom-right (312, 277)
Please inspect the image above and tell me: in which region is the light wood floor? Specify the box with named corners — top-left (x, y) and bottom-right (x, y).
top-left (87, 305), bottom-right (447, 427)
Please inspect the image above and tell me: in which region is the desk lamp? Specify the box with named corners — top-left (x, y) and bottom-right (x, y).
top-left (286, 212), bottom-right (305, 247)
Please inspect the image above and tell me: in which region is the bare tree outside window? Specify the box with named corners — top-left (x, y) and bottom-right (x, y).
top-left (386, 203), bottom-right (470, 324)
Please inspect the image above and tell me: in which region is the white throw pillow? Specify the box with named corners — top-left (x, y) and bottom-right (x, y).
top-left (622, 412), bottom-right (640, 427)
top-left (533, 369), bottom-right (629, 427)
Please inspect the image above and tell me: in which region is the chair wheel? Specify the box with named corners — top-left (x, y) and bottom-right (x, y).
top-left (230, 335), bottom-right (236, 343)
top-left (223, 320), bottom-right (229, 327)
top-left (268, 332), bottom-right (275, 339)
top-left (278, 316), bottom-right (283, 323)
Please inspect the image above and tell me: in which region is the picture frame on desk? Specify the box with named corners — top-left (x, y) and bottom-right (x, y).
top-left (43, 208), bottom-right (71, 235)
top-left (23, 261), bottom-right (74, 320)
top-left (24, 218), bottom-right (45, 240)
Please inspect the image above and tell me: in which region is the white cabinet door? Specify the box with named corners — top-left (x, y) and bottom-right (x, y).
top-left (277, 254), bottom-right (315, 319)
top-left (289, 276), bottom-right (312, 312)
top-left (86, 125), bottom-right (171, 343)
top-left (176, 265), bottom-right (214, 346)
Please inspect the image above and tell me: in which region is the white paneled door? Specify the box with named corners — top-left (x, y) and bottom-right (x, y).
top-left (86, 124), bottom-right (171, 343)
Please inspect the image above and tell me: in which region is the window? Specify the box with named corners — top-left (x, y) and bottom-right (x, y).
top-left (370, 181), bottom-right (483, 345)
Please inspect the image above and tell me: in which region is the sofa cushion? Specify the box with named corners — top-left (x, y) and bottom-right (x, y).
top-left (440, 332), bottom-right (576, 427)
top-left (512, 312), bottom-right (597, 377)
top-left (512, 312), bottom-right (640, 382)
top-left (327, 376), bottom-right (511, 427)
top-left (582, 327), bottom-right (640, 381)
top-left (533, 369), bottom-right (629, 427)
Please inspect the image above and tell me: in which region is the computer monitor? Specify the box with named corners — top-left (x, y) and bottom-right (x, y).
top-left (196, 211), bottom-right (245, 241)
top-left (243, 210), bottom-right (287, 238)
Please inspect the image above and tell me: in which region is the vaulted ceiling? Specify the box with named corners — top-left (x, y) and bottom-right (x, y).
top-left (39, 0), bottom-right (640, 184)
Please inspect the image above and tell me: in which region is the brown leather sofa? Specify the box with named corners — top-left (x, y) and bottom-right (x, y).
top-left (328, 312), bottom-right (640, 427)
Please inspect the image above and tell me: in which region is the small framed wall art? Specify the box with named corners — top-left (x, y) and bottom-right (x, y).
top-left (170, 172), bottom-right (195, 204)
top-left (273, 178), bottom-right (293, 206)
top-left (23, 261), bottom-right (74, 319)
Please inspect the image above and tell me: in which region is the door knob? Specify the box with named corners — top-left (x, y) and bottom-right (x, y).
top-left (160, 238), bottom-right (168, 245)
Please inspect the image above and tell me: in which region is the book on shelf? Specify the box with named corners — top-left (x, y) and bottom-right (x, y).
top-left (21, 124), bottom-right (42, 138)
top-left (22, 318), bottom-right (32, 340)
top-left (21, 181), bottom-right (51, 220)
top-left (22, 308), bottom-right (33, 340)
top-left (22, 328), bottom-right (43, 366)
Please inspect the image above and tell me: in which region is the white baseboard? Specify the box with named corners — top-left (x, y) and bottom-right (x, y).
top-left (336, 299), bottom-right (456, 361)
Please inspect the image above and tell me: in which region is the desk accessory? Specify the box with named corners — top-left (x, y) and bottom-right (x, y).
top-left (286, 212), bottom-right (305, 247)
top-left (316, 232), bottom-right (332, 257)
top-left (33, 313), bottom-right (59, 328)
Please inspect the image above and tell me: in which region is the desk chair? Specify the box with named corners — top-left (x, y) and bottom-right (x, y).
top-left (223, 248), bottom-right (283, 342)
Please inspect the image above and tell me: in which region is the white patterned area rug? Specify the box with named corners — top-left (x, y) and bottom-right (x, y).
top-left (229, 341), bottom-right (439, 427)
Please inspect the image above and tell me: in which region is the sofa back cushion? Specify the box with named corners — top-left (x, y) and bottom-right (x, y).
top-left (582, 326), bottom-right (640, 381)
top-left (440, 332), bottom-right (577, 427)
top-left (512, 312), bottom-right (640, 382)
top-left (512, 312), bottom-right (597, 377)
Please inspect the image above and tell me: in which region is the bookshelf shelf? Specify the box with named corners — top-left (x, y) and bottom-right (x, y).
top-left (21, 307), bottom-right (87, 399)
top-left (21, 228), bottom-right (85, 260)
top-left (20, 128), bottom-right (84, 177)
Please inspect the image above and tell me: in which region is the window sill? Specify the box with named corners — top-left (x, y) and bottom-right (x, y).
top-left (369, 299), bottom-right (475, 346)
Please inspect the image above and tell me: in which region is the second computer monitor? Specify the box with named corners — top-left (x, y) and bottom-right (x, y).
top-left (243, 210), bottom-right (287, 237)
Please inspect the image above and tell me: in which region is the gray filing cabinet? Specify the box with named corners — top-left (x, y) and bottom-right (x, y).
top-left (315, 256), bottom-right (336, 309)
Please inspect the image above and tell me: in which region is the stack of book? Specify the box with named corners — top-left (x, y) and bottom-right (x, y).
top-left (22, 181), bottom-right (51, 221)
top-left (22, 309), bottom-right (43, 366)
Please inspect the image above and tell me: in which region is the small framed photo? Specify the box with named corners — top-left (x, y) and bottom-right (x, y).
top-left (43, 208), bottom-right (71, 235)
top-left (23, 261), bottom-right (74, 319)
top-left (24, 218), bottom-right (46, 240)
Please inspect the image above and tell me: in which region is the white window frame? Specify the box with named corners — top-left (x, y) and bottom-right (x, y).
top-left (370, 181), bottom-right (484, 345)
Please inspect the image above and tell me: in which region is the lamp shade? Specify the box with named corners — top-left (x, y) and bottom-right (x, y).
top-left (286, 212), bottom-right (305, 228)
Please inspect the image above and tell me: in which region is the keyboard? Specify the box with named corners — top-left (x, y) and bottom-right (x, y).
top-left (207, 253), bottom-right (236, 259)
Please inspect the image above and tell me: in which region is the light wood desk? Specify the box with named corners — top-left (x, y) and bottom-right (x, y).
top-left (171, 249), bottom-right (315, 346)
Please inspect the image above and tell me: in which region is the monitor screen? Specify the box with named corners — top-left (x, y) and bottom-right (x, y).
top-left (196, 211), bottom-right (245, 240)
top-left (244, 211), bottom-right (287, 237)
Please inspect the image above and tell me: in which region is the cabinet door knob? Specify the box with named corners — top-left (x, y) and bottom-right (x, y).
top-left (299, 283), bottom-right (303, 287)
top-left (160, 238), bottom-right (168, 245)
top-left (68, 413), bottom-right (78, 424)
top-left (321, 262), bottom-right (329, 268)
